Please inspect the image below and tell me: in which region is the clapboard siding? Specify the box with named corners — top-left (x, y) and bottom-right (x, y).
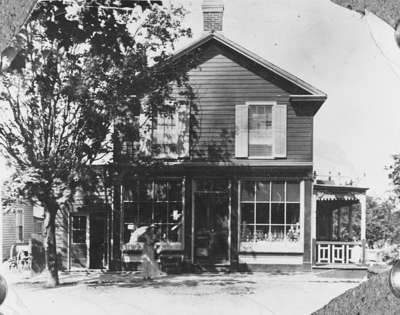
top-left (185, 43), bottom-right (313, 163)
top-left (1, 201), bottom-right (34, 261)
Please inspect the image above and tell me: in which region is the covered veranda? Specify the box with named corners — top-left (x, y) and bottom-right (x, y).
top-left (311, 183), bottom-right (368, 267)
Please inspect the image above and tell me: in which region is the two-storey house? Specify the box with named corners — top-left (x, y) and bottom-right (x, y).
top-left (61, 0), bottom-right (368, 272)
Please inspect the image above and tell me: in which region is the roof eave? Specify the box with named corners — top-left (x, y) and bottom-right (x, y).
top-left (314, 183), bottom-right (369, 193)
top-left (290, 94), bottom-right (327, 116)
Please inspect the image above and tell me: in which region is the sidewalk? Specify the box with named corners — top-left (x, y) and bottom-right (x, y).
top-left (1, 269), bottom-right (366, 315)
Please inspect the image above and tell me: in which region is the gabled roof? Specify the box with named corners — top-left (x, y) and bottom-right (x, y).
top-left (171, 31), bottom-right (327, 100)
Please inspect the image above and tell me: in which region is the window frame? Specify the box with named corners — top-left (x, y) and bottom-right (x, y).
top-left (122, 177), bottom-right (185, 248)
top-left (151, 100), bottom-right (190, 159)
top-left (15, 209), bottom-right (24, 243)
top-left (245, 101), bottom-right (277, 159)
top-left (238, 179), bottom-right (304, 253)
top-left (71, 215), bottom-right (87, 245)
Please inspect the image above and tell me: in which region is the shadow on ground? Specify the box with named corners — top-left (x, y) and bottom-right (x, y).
top-left (11, 271), bottom-right (257, 295)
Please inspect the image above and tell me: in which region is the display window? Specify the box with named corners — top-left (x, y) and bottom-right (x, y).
top-left (239, 181), bottom-right (302, 252)
top-left (122, 179), bottom-right (184, 249)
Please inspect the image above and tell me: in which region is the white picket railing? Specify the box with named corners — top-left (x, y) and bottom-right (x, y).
top-left (316, 241), bottom-right (361, 264)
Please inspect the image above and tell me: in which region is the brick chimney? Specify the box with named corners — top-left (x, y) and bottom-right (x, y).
top-left (202, 0), bottom-right (224, 32)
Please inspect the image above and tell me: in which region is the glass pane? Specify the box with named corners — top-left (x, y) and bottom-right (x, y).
top-left (139, 180), bottom-right (153, 201)
top-left (240, 224), bottom-right (254, 242)
top-left (124, 204), bottom-right (139, 224)
top-left (154, 204), bottom-right (168, 224)
top-left (270, 225), bottom-right (285, 241)
top-left (138, 203), bottom-right (153, 225)
top-left (287, 182), bottom-right (300, 202)
top-left (154, 181), bottom-right (168, 201)
top-left (168, 203), bottom-right (182, 223)
top-left (256, 203), bottom-right (269, 224)
top-left (241, 204), bottom-right (254, 224)
top-left (213, 180), bottom-right (229, 192)
top-left (271, 182), bottom-right (285, 202)
top-left (72, 216), bottom-right (86, 229)
top-left (256, 182), bottom-right (270, 201)
top-left (168, 180), bottom-right (182, 201)
top-left (255, 226), bottom-right (269, 242)
top-left (196, 179), bottom-right (228, 192)
top-left (73, 230), bottom-right (86, 243)
top-left (271, 203), bottom-right (284, 224)
top-left (287, 203), bottom-right (300, 225)
top-left (240, 181), bottom-right (254, 201)
top-left (16, 211), bottom-right (23, 226)
top-left (123, 181), bottom-right (138, 201)
top-left (168, 224), bottom-right (183, 242)
top-left (249, 105), bottom-right (273, 157)
top-left (286, 225), bottom-right (300, 242)
top-left (158, 224), bottom-right (168, 241)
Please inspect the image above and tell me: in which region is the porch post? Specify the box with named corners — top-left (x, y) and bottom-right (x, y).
top-left (359, 193), bottom-right (367, 264)
top-left (348, 205), bottom-right (353, 240)
top-left (110, 179), bottom-right (122, 270)
top-left (311, 192), bottom-right (317, 265)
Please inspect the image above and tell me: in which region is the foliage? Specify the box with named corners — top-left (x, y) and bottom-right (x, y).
top-left (0, 0), bottom-right (193, 285)
top-left (366, 195), bottom-right (400, 245)
top-left (388, 154), bottom-right (400, 197)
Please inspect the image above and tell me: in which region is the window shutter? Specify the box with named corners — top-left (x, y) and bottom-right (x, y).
top-left (139, 111), bottom-right (152, 156)
top-left (235, 104), bottom-right (248, 158)
top-left (273, 104), bottom-right (287, 158)
top-left (177, 103), bottom-right (190, 158)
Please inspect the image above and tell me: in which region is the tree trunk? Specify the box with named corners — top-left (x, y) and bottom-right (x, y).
top-left (44, 209), bottom-right (59, 287)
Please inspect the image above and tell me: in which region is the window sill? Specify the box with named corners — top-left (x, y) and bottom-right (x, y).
top-left (239, 241), bottom-right (303, 253)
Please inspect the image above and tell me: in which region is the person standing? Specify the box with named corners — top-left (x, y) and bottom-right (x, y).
top-left (140, 225), bottom-right (162, 280)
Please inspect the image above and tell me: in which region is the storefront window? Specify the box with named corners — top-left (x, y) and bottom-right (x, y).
top-left (123, 179), bottom-right (183, 248)
top-left (240, 181), bottom-right (301, 252)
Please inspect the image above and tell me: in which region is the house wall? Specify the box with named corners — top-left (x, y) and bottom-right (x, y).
top-left (184, 42), bottom-right (314, 164)
top-left (112, 41), bottom-right (318, 271)
top-left (1, 201), bottom-right (34, 261)
top-left (56, 209), bottom-right (88, 270)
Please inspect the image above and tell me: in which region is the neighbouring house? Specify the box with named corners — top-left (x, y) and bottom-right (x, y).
top-left (0, 200), bottom-right (44, 262)
top-left (58, 0), bottom-right (368, 272)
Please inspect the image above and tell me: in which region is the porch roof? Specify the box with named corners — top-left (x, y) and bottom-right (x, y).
top-left (313, 183), bottom-right (368, 203)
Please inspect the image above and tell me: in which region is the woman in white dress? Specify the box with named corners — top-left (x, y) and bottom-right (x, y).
top-left (140, 225), bottom-right (162, 280)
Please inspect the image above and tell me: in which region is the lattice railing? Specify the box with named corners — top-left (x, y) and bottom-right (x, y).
top-left (316, 241), bottom-right (361, 264)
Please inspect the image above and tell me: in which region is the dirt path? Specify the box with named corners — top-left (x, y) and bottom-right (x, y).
top-left (1, 270), bottom-right (365, 315)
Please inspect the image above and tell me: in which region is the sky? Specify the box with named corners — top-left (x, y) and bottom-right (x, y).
top-left (171, 0), bottom-right (400, 197)
top-left (2, 0), bottom-right (400, 198)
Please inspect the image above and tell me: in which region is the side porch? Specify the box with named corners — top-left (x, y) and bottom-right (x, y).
top-left (311, 183), bottom-right (368, 269)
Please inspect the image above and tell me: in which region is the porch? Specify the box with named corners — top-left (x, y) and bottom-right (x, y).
top-left (311, 183), bottom-right (368, 268)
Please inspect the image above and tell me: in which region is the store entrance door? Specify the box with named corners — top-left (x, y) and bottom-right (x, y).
top-left (89, 214), bottom-right (107, 269)
top-left (194, 192), bottom-right (230, 265)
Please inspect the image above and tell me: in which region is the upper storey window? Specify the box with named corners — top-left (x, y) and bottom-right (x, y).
top-left (139, 101), bottom-right (190, 159)
top-left (249, 104), bottom-right (273, 157)
top-left (235, 102), bottom-right (287, 159)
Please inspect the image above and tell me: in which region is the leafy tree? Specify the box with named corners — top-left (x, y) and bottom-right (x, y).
top-left (366, 196), bottom-right (395, 245)
top-left (0, 0), bottom-right (192, 286)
